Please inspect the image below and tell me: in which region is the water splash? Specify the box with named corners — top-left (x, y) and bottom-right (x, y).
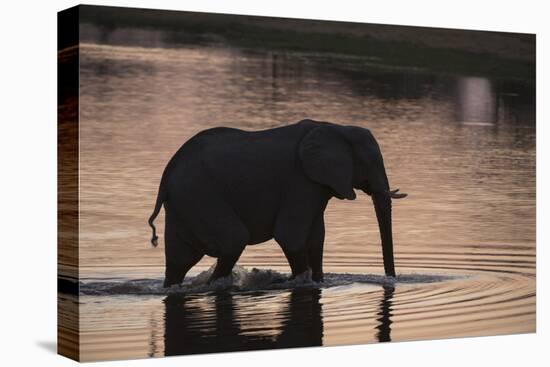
top-left (79, 265), bottom-right (462, 296)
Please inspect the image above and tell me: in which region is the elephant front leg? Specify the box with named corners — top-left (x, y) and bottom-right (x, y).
top-left (281, 247), bottom-right (310, 281)
top-left (307, 214), bottom-right (325, 282)
top-left (275, 219), bottom-right (311, 281)
top-left (276, 227), bottom-right (315, 282)
top-left (275, 192), bottom-right (327, 283)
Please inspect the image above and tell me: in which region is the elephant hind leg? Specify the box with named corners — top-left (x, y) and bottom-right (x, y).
top-left (208, 248), bottom-right (245, 284)
top-left (189, 201), bottom-right (248, 284)
top-left (163, 211), bottom-right (204, 287)
top-left (164, 249), bottom-right (203, 288)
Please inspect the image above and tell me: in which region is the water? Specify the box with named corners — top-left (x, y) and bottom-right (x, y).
top-left (71, 40), bottom-right (535, 361)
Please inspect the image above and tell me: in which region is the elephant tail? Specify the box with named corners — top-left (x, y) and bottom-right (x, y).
top-left (148, 182), bottom-right (166, 247)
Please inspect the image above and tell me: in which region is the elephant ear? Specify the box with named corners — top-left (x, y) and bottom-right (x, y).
top-left (299, 125), bottom-right (356, 200)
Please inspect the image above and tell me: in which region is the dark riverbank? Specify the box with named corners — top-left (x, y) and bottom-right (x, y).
top-left (74, 5), bottom-right (535, 81)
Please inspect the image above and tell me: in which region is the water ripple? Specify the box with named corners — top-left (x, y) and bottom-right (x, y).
top-left (79, 265), bottom-right (462, 296)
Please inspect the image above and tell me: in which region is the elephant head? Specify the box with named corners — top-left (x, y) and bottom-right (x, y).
top-left (299, 123), bottom-right (406, 277)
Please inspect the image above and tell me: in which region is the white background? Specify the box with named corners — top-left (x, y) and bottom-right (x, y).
top-left (0, 0), bottom-right (547, 365)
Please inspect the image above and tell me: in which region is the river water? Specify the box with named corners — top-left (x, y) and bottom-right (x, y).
top-left (71, 41), bottom-right (535, 361)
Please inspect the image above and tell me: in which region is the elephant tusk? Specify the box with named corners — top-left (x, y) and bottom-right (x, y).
top-left (387, 188), bottom-right (407, 199)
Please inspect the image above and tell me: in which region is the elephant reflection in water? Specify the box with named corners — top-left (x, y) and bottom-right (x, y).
top-left (162, 285), bottom-right (395, 356)
top-left (163, 288), bottom-right (323, 356)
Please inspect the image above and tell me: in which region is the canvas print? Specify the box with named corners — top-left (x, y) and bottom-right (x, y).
top-left (58, 5), bottom-right (536, 362)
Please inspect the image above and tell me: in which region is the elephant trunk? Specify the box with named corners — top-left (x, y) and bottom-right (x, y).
top-left (372, 192), bottom-right (396, 277)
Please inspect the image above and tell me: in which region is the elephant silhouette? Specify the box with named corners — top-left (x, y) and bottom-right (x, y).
top-left (163, 288), bottom-right (323, 355)
top-left (149, 119), bottom-right (406, 287)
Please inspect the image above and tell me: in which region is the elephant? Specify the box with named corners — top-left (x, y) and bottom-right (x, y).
top-left (148, 119), bottom-right (407, 287)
